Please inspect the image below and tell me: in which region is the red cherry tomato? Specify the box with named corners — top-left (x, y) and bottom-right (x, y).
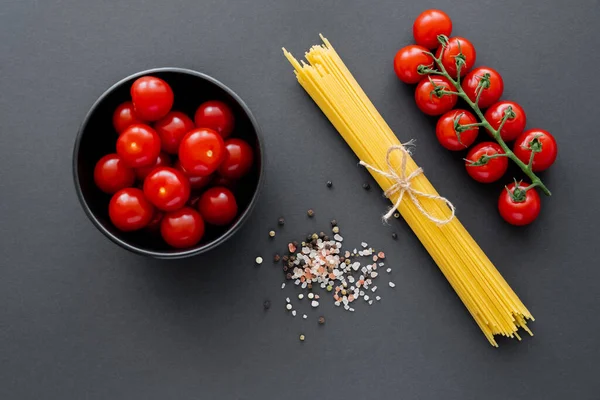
top-left (513, 129), bottom-right (557, 172)
top-left (109, 188), bottom-right (154, 231)
top-left (198, 187), bottom-right (238, 226)
top-left (194, 100), bottom-right (235, 138)
top-left (415, 76), bottom-right (457, 116)
top-left (393, 45), bottom-right (434, 84)
top-left (484, 101), bottom-right (526, 142)
top-left (435, 37), bottom-right (476, 78)
top-left (116, 124), bottom-right (161, 168)
top-left (462, 67), bottom-right (504, 109)
top-left (173, 159), bottom-right (213, 190)
top-left (134, 152), bottom-right (171, 181)
top-left (130, 76), bottom-right (174, 121)
top-left (160, 207), bottom-right (205, 248)
top-left (143, 167), bottom-right (190, 211)
top-left (146, 211), bottom-right (163, 232)
top-left (178, 128), bottom-right (226, 177)
top-left (218, 139), bottom-right (254, 180)
top-left (435, 109), bottom-right (479, 151)
top-left (465, 142), bottom-right (508, 183)
top-left (498, 182), bottom-right (541, 226)
top-left (112, 101), bottom-right (145, 134)
top-left (94, 154), bottom-right (135, 194)
top-left (413, 9), bottom-right (453, 49)
top-left (153, 111), bottom-right (195, 154)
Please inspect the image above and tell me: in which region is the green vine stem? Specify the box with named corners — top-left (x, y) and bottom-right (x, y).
top-left (418, 36), bottom-right (551, 196)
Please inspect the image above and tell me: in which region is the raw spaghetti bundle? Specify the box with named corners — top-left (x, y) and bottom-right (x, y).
top-left (283, 35), bottom-right (533, 346)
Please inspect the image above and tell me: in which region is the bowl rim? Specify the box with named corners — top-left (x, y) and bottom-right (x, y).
top-left (72, 67), bottom-right (264, 259)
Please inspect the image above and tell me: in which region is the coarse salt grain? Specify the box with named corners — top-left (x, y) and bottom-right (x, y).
top-left (371, 286), bottom-right (377, 292)
top-left (368, 300), bottom-right (373, 305)
top-left (389, 282), bottom-right (396, 288)
top-left (361, 242), bottom-right (368, 248)
top-left (379, 262), bottom-right (385, 267)
top-left (376, 296), bottom-right (381, 301)
top-left (286, 297), bottom-right (291, 303)
top-left (292, 310), bottom-right (297, 317)
top-left (364, 295), bottom-right (370, 301)
top-left (371, 272), bottom-right (378, 278)
top-left (281, 283), bottom-right (286, 289)
top-left (386, 268), bottom-right (391, 273)
top-left (303, 314), bottom-right (308, 319)
top-left (334, 234), bottom-right (343, 241)
top-left (311, 300), bottom-right (319, 308)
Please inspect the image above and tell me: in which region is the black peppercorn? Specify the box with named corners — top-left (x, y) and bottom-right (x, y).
top-left (392, 232), bottom-right (398, 240)
top-left (283, 266), bottom-right (288, 272)
top-left (306, 234), bottom-right (313, 242)
top-left (290, 255), bottom-right (296, 262)
top-left (362, 183), bottom-right (371, 191)
top-left (318, 316), bottom-right (325, 325)
top-left (319, 231), bottom-right (326, 238)
top-left (326, 180), bottom-right (333, 188)
top-left (339, 257), bottom-right (345, 263)
top-left (307, 209), bottom-right (315, 217)
top-left (273, 253), bottom-right (281, 263)
top-left (330, 219), bottom-right (337, 227)
top-left (278, 217), bottom-right (285, 226)
top-left (286, 273), bottom-right (292, 280)
top-left (323, 235), bottom-right (330, 241)
top-left (282, 255), bottom-right (289, 262)
top-left (263, 300), bottom-right (271, 310)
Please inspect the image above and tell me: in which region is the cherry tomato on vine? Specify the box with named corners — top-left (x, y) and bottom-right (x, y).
top-left (109, 188), bottom-right (154, 232)
top-left (116, 124), bottom-right (161, 168)
top-left (113, 101), bottom-right (145, 134)
top-left (198, 187), bottom-right (238, 226)
top-left (154, 111), bottom-right (195, 154)
top-left (134, 152), bottom-right (171, 180)
top-left (218, 139), bottom-right (254, 180)
top-left (435, 37), bottom-right (476, 78)
top-left (413, 9), bottom-right (453, 49)
top-left (393, 45), bottom-right (434, 84)
top-left (465, 142), bottom-right (508, 183)
top-left (512, 129), bottom-right (557, 172)
top-left (194, 101), bottom-right (235, 138)
top-left (435, 109), bottom-right (479, 151)
top-left (94, 154), bottom-right (135, 194)
top-left (178, 128), bottom-right (226, 177)
top-left (160, 207), bottom-right (205, 248)
top-left (498, 181), bottom-right (541, 226)
top-left (130, 76), bottom-right (174, 121)
top-left (143, 167), bottom-right (191, 212)
top-left (415, 76), bottom-right (457, 116)
top-left (484, 101), bottom-right (526, 142)
top-left (461, 67), bottom-right (504, 109)
top-left (173, 160), bottom-right (213, 190)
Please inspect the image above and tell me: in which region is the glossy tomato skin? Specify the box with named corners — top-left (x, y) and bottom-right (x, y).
top-left (143, 167), bottom-right (191, 212)
top-left (94, 154), bottom-right (135, 194)
top-left (415, 76), bottom-right (457, 116)
top-left (393, 45), bottom-right (434, 84)
top-left (413, 9), bottom-right (452, 49)
top-left (178, 128), bottom-right (226, 177)
top-left (462, 67), bottom-right (504, 109)
top-left (109, 188), bottom-right (154, 231)
top-left (218, 139), bottom-right (254, 180)
top-left (498, 182), bottom-right (541, 226)
top-left (134, 152), bottom-right (171, 181)
top-left (153, 111), bottom-right (195, 154)
top-left (513, 129), bottom-right (557, 172)
top-left (116, 124), bottom-right (161, 168)
top-left (435, 37), bottom-right (476, 78)
top-left (130, 76), bottom-right (174, 121)
top-left (435, 109), bottom-right (479, 151)
top-left (484, 101), bottom-right (526, 142)
top-left (465, 142), bottom-right (508, 183)
top-left (113, 101), bottom-right (144, 134)
top-left (194, 100), bottom-right (235, 138)
top-left (173, 160), bottom-right (213, 190)
top-left (198, 187), bottom-right (238, 226)
top-left (160, 207), bottom-right (205, 248)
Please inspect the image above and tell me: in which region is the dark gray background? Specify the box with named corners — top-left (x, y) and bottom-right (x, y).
top-left (1, 0), bottom-right (598, 399)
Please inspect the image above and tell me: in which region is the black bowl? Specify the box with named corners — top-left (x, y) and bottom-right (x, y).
top-left (73, 68), bottom-right (264, 259)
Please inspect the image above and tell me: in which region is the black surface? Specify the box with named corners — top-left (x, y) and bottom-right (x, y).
top-left (74, 68), bottom-right (263, 258)
top-left (1, 0), bottom-right (598, 399)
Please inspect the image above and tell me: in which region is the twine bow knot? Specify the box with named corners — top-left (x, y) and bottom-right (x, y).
top-left (359, 141), bottom-right (455, 225)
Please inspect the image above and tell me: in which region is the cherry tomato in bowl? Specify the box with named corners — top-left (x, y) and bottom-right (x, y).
top-left (218, 139), bottom-right (254, 180)
top-left (393, 45), bottom-right (434, 84)
top-left (512, 129), bottom-right (557, 172)
top-left (484, 101), bottom-right (526, 142)
top-left (94, 154), bottom-right (135, 194)
top-left (413, 9), bottom-right (453, 49)
top-left (109, 188), bottom-right (154, 232)
top-left (498, 182), bottom-right (541, 226)
top-left (415, 76), bottom-right (457, 115)
top-left (179, 128), bottom-right (226, 177)
top-left (116, 124), bottom-right (161, 168)
top-left (154, 111), bottom-right (195, 154)
top-left (198, 187), bottom-right (238, 226)
top-left (465, 142), bottom-right (508, 183)
top-left (435, 37), bottom-right (476, 78)
top-left (130, 76), bottom-right (174, 121)
top-left (435, 109), bottom-right (479, 151)
top-left (160, 207), bottom-right (205, 248)
top-left (113, 101), bottom-right (145, 134)
top-left (461, 67), bottom-right (504, 109)
top-left (143, 167), bottom-right (191, 211)
top-left (194, 100), bottom-right (235, 138)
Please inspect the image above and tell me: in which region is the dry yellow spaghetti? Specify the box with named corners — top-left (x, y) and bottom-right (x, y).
top-left (283, 35), bottom-right (533, 347)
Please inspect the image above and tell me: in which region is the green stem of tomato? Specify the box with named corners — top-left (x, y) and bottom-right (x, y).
top-left (422, 52), bottom-right (552, 197)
